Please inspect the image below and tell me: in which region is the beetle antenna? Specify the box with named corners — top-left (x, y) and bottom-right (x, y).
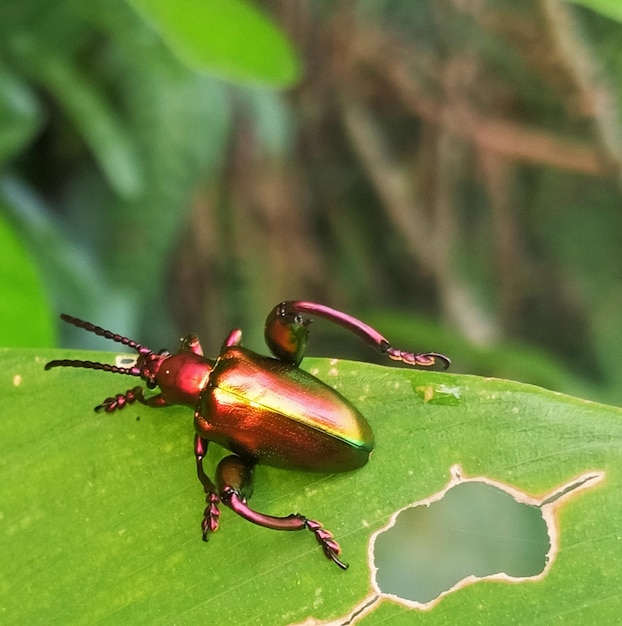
top-left (44, 359), bottom-right (141, 376)
top-left (58, 313), bottom-right (152, 355)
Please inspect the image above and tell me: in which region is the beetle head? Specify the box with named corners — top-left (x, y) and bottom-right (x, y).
top-left (135, 350), bottom-right (170, 389)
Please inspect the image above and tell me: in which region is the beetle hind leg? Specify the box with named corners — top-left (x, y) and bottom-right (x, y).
top-left (265, 301), bottom-right (450, 369)
top-left (216, 455), bottom-right (348, 569)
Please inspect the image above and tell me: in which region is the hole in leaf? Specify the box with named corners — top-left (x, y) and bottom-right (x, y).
top-left (369, 465), bottom-right (603, 609)
top-left (116, 355), bottom-right (137, 367)
top-left (290, 466), bottom-right (603, 626)
top-left (373, 481), bottom-right (548, 603)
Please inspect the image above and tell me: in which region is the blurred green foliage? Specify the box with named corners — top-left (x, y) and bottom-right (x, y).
top-left (126, 0), bottom-right (300, 83)
top-left (0, 207), bottom-right (54, 346)
top-left (566, 0), bottom-right (622, 22)
top-left (1, 0), bottom-right (622, 407)
top-left (0, 0), bottom-right (298, 346)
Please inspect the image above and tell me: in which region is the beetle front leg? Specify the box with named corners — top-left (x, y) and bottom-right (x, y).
top-left (215, 455), bottom-right (348, 569)
top-left (194, 435), bottom-right (221, 538)
top-left (265, 300), bottom-right (450, 369)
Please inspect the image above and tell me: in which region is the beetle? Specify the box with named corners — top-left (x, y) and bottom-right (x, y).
top-left (45, 301), bottom-right (450, 569)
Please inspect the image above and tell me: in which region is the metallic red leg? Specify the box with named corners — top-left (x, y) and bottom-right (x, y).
top-left (216, 455), bottom-right (348, 569)
top-left (194, 435), bottom-right (221, 538)
top-left (265, 300), bottom-right (450, 369)
top-left (95, 386), bottom-right (169, 412)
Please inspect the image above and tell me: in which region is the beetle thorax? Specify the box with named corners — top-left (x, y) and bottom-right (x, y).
top-left (152, 351), bottom-right (214, 407)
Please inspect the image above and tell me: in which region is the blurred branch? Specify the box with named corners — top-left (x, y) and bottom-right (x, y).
top-left (339, 95), bottom-right (499, 343)
top-left (479, 150), bottom-right (524, 332)
top-left (338, 97), bottom-right (436, 269)
top-left (540, 0), bottom-right (622, 183)
top-left (347, 22), bottom-right (610, 174)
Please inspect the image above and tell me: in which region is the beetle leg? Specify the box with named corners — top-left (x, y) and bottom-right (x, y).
top-left (179, 333), bottom-right (204, 355)
top-left (265, 300), bottom-right (450, 369)
top-left (194, 435), bottom-right (221, 538)
top-left (221, 328), bottom-right (243, 350)
top-left (264, 304), bottom-right (310, 365)
top-left (215, 455), bottom-right (348, 569)
top-left (94, 386), bottom-right (170, 413)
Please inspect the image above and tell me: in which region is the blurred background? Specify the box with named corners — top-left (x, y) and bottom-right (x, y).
top-left (1, 0), bottom-right (621, 404)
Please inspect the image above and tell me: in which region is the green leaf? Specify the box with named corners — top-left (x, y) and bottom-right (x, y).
top-left (0, 213), bottom-right (54, 347)
top-left (17, 48), bottom-right (142, 198)
top-left (0, 176), bottom-right (115, 323)
top-left (564, 0), bottom-right (622, 22)
top-left (0, 66), bottom-right (42, 167)
top-left (1, 350), bottom-right (619, 623)
top-left (125, 0), bottom-right (301, 86)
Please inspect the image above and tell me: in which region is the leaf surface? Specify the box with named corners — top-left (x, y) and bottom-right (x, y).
top-left (0, 349), bottom-right (619, 624)
top-left (126, 0), bottom-right (300, 85)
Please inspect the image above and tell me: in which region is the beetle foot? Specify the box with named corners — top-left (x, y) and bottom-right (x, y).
top-left (95, 386), bottom-right (145, 412)
top-left (305, 519), bottom-right (349, 570)
top-left (385, 347), bottom-right (451, 370)
top-left (201, 492), bottom-right (221, 540)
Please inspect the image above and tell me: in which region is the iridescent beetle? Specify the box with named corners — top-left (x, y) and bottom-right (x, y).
top-left (45, 301), bottom-right (449, 568)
